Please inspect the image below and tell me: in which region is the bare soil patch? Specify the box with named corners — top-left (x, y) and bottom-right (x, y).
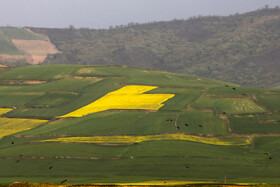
top-left (11, 39), bottom-right (59, 64)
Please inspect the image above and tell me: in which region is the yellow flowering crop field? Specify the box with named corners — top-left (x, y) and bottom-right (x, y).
top-left (60, 85), bottom-right (174, 117)
top-left (0, 108), bottom-right (13, 116)
top-left (0, 108), bottom-right (48, 139)
top-left (40, 134), bottom-right (251, 146)
top-left (92, 180), bottom-right (217, 186)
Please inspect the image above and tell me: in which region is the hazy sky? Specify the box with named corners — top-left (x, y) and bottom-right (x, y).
top-left (1, 0), bottom-right (280, 29)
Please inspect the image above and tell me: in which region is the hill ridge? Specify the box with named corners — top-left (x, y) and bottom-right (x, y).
top-left (27, 7), bottom-right (280, 88)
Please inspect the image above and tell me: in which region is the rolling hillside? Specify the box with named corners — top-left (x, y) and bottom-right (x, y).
top-left (0, 27), bottom-right (58, 65)
top-left (30, 7), bottom-right (280, 88)
top-left (0, 65), bottom-right (279, 185)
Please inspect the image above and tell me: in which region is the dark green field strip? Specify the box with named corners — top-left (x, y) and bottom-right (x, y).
top-left (0, 78), bottom-right (100, 109)
top-left (14, 110), bottom-right (227, 136)
top-left (15, 111), bottom-right (175, 136)
top-left (0, 143), bottom-right (125, 158)
top-left (73, 66), bottom-right (227, 88)
top-left (256, 94), bottom-right (280, 112)
top-left (256, 113), bottom-right (280, 121)
top-left (0, 94), bottom-right (43, 108)
top-left (0, 65), bottom-right (83, 81)
top-left (72, 65), bottom-right (145, 76)
top-left (253, 136), bottom-right (280, 156)
top-left (16, 78), bottom-right (100, 92)
top-left (177, 111), bottom-right (228, 135)
top-left (14, 112), bottom-right (142, 136)
top-left (148, 88), bottom-right (203, 111)
top-left (24, 93), bottom-right (76, 108)
top-left (206, 86), bottom-right (265, 96)
top-left (3, 108), bottom-right (65, 120)
top-left (0, 135), bottom-right (277, 162)
top-left (0, 156), bottom-right (278, 184)
top-left (10, 109), bottom-right (229, 136)
top-left (0, 140), bottom-right (251, 160)
top-left (229, 116), bottom-right (280, 134)
top-left (1, 28), bottom-right (45, 40)
top-left (123, 72), bottom-right (223, 88)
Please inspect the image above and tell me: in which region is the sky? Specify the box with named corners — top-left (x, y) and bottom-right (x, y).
top-left (1, 0), bottom-right (280, 29)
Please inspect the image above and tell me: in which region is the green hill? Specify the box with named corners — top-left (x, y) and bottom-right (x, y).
top-left (0, 27), bottom-right (45, 55)
top-left (0, 27), bottom-right (58, 66)
top-left (0, 65), bottom-right (279, 185)
top-left (29, 7), bottom-right (280, 88)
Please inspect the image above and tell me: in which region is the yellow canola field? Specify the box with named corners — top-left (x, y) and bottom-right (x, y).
top-left (61, 85), bottom-right (174, 117)
top-left (0, 108), bottom-right (13, 116)
top-left (41, 134), bottom-right (251, 146)
top-left (0, 108), bottom-right (48, 139)
top-left (92, 181), bottom-right (217, 186)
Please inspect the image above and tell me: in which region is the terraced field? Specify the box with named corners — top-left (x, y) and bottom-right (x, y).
top-left (0, 65), bottom-right (279, 185)
top-left (0, 27), bottom-right (58, 65)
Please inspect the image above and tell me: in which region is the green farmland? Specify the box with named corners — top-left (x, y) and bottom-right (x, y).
top-left (0, 65), bottom-right (279, 185)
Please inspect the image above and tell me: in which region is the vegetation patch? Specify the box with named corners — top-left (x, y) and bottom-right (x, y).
top-left (191, 98), bottom-right (266, 114)
top-left (229, 116), bottom-right (280, 134)
top-left (40, 134), bottom-right (251, 146)
top-left (60, 85), bottom-right (174, 117)
top-left (0, 108), bottom-right (47, 139)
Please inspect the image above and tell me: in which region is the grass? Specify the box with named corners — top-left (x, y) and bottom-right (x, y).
top-left (190, 97), bottom-right (266, 114)
top-left (177, 110), bottom-right (228, 135)
top-left (0, 40), bottom-right (23, 55)
top-left (0, 65), bottom-right (83, 81)
top-left (0, 94), bottom-right (43, 108)
top-left (229, 116), bottom-right (280, 134)
top-left (148, 88), bottom-right (203, 111)
top-left (256, 93), bottom-right (280, 112)
top-left (0, 65), bottom-right (279, 184)
top-left (1, 28), bottom-right (45, 40)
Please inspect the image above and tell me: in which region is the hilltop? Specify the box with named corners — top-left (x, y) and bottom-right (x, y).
top-left (0, 65), bottom-right (279, 185)
top-left (0, 27), bottom-right (58, 65)
top-left (27, 7), bottom-right (280, 88)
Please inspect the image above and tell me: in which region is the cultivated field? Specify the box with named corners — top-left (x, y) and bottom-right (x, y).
top-left (0, 27), bottom-right (58, 64)
top-left (0, 65), bottom-right (279, 185)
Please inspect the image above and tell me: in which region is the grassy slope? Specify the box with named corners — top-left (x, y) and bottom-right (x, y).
top-left (1, 28), bottom-right (45, 41)
top-left (31, 7), bottom-right (280, 88)
top-left (0, 27), bottom-right (45, 56)
top-left (0, 65), bottom-right (279, 184)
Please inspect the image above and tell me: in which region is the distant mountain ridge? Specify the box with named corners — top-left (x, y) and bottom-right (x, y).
top-left (5, 7), bottom-right (280, 88)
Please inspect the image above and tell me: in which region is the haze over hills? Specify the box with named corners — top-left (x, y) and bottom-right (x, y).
top-left (24, 7), bottom-right (280, 88)
top-left (0, 8), bottom-right (279, 88)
